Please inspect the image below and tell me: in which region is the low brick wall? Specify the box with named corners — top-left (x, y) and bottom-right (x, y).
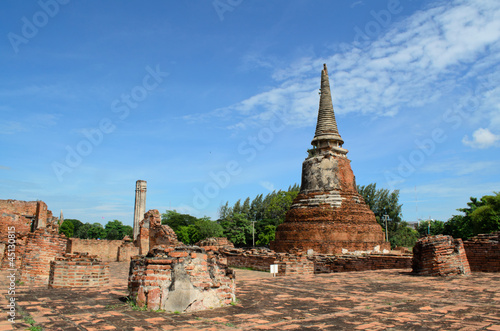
top-left (463, 232), bottom-right (500, 272)
top-left (67, 238), bottom-right (123, 262)
top-left (222, 248), bottom-right (411, 274)
top-left (129, 246), bottom-right (235, 312)
top-left (276, 254), bottom-right (314, 276)
top-left (313, 254), bottom-right (412, 273)
top-left (20, 228), bottom-right (68, 285)
top-left (195, 237), bottom-right (234, 251)
top-left (117, 242), bottom-right (140, 262)
top-left (223, 248), bottom-right (276, 271)
top-left (48, 253), bottom-right (109, 288)
top-left (412, 235), bottom-right (470, 276)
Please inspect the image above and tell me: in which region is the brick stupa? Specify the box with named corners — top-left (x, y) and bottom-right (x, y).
top-left (271, 64), bottom-right (389, 255)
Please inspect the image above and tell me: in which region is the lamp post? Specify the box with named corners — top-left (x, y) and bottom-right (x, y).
top-left (251, 221), bottom-right (256, 247)
top-left (383, 214), bottom-right (389, 242)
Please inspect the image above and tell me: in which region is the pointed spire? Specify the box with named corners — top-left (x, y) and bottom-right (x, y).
top-left (311, 64), bottom-right (346, 154)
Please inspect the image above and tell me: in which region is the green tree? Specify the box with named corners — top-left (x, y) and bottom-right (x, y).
top-left (249, 194), bottom-right (264, 221)
top-left (218, 202), bottom-right (232, 220)
top-left (219, 213), bottom-right (252, 246)
top-left (264, 190), bottom-right (298, 225)
top-left (195, 217), bottom-right (223, 241)
top-left (390, 222), bottom-right (419, 248)
top-left (105, 220), bottom-right (129, 240)
top-left (175, 226), bottom-right (192, 244)
top-left (161, 210), bottom-right (197, 233)
top-left (59, 220), bottom-right (74, 238)
top-left (75, 222), bottom-right (106, 239)
top-left (256, 225), bottom-right (276, 246)
top-left (443, 192), bottom-right (500, 239)
top-left (65, 219), bottom-right (83, 235)
top-left (89, 223), bottom-right (106, 239)
top-left (470, 192), bottom-right (500, 235)
top-left (416, 219), bottom-right (445, 237)
top-left (443, 215), bottom-right (473, 239)
top-left (232, 199), bottom-right (242, 215)
top-left (357, 183), bottom-right (403, 241)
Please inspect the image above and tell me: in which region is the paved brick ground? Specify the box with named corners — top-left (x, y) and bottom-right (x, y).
top-left (1, 262), bottom-right (499, 330)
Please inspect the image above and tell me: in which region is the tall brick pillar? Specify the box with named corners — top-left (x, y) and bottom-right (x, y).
top-left (133, 180), bottom-right (147, 240)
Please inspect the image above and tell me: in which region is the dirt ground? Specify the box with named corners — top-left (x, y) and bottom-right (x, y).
top-left (1, 262), bottom-right (499, 330)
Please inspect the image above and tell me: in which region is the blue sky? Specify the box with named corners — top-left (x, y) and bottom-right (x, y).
top-left (1, 0), bottom-right (499, 227)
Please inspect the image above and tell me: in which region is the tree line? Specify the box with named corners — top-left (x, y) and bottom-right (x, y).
top-left (357, 184), bottom-right (500, 246)
top-left (59, 186), bottom-right (499, 248)
top-left (413, 191), bottom-right (500, 240)
top-left (59, 219), bottom-right (133, 240)
top-left (162, 184), bottom-right (300, 247)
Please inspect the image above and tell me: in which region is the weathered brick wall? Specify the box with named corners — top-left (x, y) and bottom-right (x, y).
top-left (0, 199), bottom-right (59, 269)
top-left (412, 235), bottom-right (470, 276)
top-left (66, 238), bottom-right (124, 262)
top-left (148, 209), bottom-right (179, 249)
top-left (129, 246), bottom-right (235, 312)
top-left (463, 232), bottom-right (500, 272)
top-left (48, 252), bottom-right (109, 288)
top-left (117, 241), bottom-right (140, 262)
top-left (0, 200), bottom-right (53, 230)
top-left (276, 253), bottom-right (314, 276)
top-left (0, 200), bottom-right (38, 218)
top-left (195, 237), bottom-right (234, 251)
top-left (313, 254), bottom-right (412, 273)
top-left (136, 219), bottom-right (150, 255)
top-left (0, 211), bottom-right (30, 269)
top-left (222, 248), bottom-right (411, 274)
top-left (20, 228), bottom-right (68, 285)
top-left (223, 248), bottom-right (277, 271)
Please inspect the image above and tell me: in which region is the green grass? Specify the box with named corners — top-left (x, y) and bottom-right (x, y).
top-left (126, 299), bottom-right (148, 311)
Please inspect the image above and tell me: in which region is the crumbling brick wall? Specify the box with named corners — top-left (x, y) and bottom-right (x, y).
top-left (0, 200), bottom-right (56, 268)
top-left (136, 218), bottom-right (150, 255)
top-left (313, 254), bottom-right (412, 273)
top-left (222, 248), bottom-right (277, 271)
top-left (148, 209), bottom-right (179, 249)
top-left (0, 211), bottom-right (30, 269)
top-left (221, 247), bottom-right (411, 274)
top-left (195, 237), bottom-right (234, 251)
top-left (48, 252), bottom-right (109, 288)
top-left (275, 253), bottom-right (314, 276)
top-left (66, 238), bottom-right (124, 262)
top-left (20, 228), bottom-right (68, 285)
top-left (463, 232), bottom-right (500, 272)
top-left (129, 246), bottom-right (235, 312)
top-left (117, 241), bottom-right (140, 262)
top-left (0, 200), bottom-right (54, 230)
top-left (412, 235), bottom-right (470, 276)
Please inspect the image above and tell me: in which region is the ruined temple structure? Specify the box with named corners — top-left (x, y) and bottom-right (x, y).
top-left (271, 64), bottom-right (389, 255)
top-left (129, 245), bottom-right (235, 312)
top-left (412, 235), bottom-right (470, 276)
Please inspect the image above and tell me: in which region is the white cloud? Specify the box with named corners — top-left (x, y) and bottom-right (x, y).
top-left (422, 159), bottom-right (498, 175)
top-left (194, 0), bottom-right (500, 132)
top-left (462, 128), bottom-right (500, 149)
top-left (260, 181), bottom-right (275, 192)
top-left (0, 121), bottom-right (25, 134)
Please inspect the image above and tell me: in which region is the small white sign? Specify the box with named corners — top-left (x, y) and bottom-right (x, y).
top-left (270, 264), bottom-right (278, 275)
